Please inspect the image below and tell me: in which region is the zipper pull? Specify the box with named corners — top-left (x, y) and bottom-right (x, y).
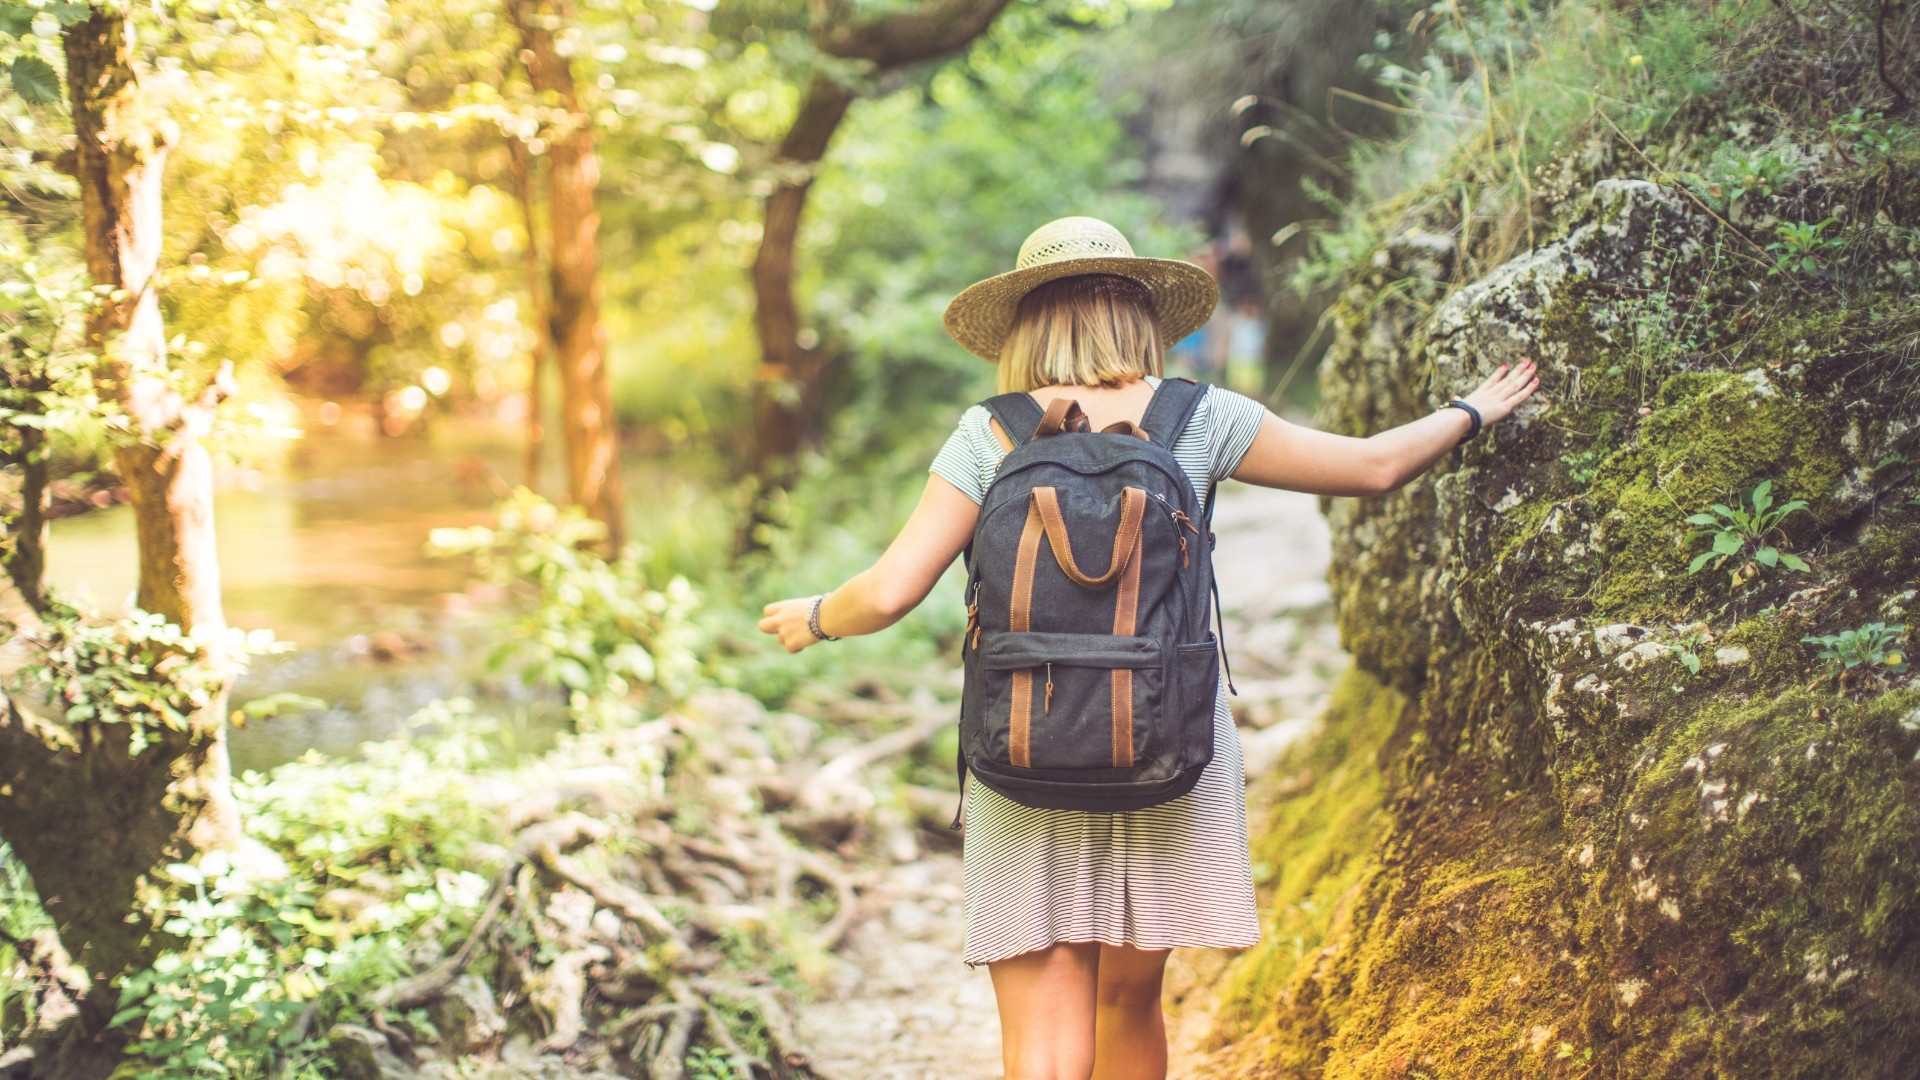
top-left (1178, 533), bottom-right (1188, 568)
top-left (1044, 662), bottom-right (1054, 715)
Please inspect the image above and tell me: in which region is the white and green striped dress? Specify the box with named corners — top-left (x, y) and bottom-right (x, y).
top-left (928, 376), bottom-right (1267, 967)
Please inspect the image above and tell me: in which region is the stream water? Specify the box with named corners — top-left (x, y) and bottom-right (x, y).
top-left (44, 418), bottom-right (704, 774)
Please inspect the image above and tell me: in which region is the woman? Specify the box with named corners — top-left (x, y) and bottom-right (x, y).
top-left (759, 217), bottom-right (1541, 1080)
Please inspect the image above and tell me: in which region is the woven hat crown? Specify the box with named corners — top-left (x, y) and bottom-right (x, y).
top-left (942, 214), bottom-right (1218, 362)
top-left (1016, 217), bottom-right (1136, 269)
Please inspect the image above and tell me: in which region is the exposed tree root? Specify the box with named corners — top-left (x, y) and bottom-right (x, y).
top-left (293, 682), bottom-right (947, 1077)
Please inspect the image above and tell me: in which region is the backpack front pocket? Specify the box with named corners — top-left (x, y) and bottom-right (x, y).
top-left (977, 631), bottom-right (1165, 770)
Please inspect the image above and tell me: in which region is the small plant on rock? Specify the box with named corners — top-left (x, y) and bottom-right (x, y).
top-left (1667, 626), bottom-right (1709, 675)
top-left (1685, 478), bottom-right (1812, 584)
top-left (1696, 145), bottom-right (1802, 210)
top-left (1766, 217), bottom-right (1845, 277)
top-left (1801, 621), bottom-right (1908, 679)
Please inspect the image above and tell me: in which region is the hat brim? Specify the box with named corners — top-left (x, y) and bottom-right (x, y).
top-left (941, 255), bottom-right (1220, 363)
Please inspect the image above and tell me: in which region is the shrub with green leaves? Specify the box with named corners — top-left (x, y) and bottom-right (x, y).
top-left (107, 711), bottom-right (508, 1079)
top-left (1800, 621), bottom-right (1909, 676)
top-left (1685, 478), bottom-right (1812, 581)
top-left (1, 603), bottom-right (289, 753)
top-left (430, 490), bottom-right (702, 714)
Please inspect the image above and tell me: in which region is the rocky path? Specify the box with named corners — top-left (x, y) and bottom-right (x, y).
top-left (793, 483), bottom-right (1343, 1078)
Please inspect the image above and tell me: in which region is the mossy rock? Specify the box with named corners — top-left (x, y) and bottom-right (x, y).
top-left (1205, 29), bottom-right (1920, 1077)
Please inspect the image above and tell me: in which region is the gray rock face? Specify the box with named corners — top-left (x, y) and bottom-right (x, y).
top-left (1424, 179), bottom-right (1714, 420)
top-left (1209, 102), bottom-right (1920, 1075)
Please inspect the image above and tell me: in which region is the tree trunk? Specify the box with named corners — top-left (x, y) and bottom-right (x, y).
top-left (0, 12), bottom-right (239, 1076)
top-left (739, 0), bottom-right (1014, 550)
top-left (509, 0), bottom-right (624, 551)
top-left (507, 131), bottom-right (550, 492)
top-left (746, 77), bottom-right (856, 480)
top-left (3, 357), bottom-right (49, 613)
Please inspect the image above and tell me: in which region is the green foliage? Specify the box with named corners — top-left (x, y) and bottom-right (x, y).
top-left (1298, 0), bottom-right (1756, 292)
top-left (1829, 108), bottom-right (1915, 160)
top-left (0, 842), bottom-right (50, 1040)
top-left (108, 710), bottom-right (510, 1078)
top-left (430, 489), bottom-right (702, 712)
top-left (1684, 478), bottom-right (1812, 581)
top-left (1800, 621), bottom-right (1909, 675)
top-left (1767, 217), bottom-right (1845, 277)
top-left (1, 603), bottom-right (288, 753)
top-left (1666, 624), bottom-right (1709, 675)
top-left (686, 1045), bottom-right (750, 1080)
top-left (6, 55), bottom-right (54, 103)
top-left (1705, 145), bottom-right (1803, 207)
top-left (110, 852), bottom-right (331, 1080)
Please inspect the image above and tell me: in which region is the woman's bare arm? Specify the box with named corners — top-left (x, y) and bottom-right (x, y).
top-left (758, 473), bottom-right (981, 653)
top-left (1230, 359), bottom-right (1542, 495)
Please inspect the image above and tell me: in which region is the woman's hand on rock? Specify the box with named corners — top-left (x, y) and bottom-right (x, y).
top-left (759, 597), bottom-right (820, 654)
top-left (1462, 357), bottom-right (1541, 425)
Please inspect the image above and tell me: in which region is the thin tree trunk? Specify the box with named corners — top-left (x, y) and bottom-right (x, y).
top-left (509, 0), bottom-right (624, 551)
top-left (0, 12), bottom-right (239, 1076)
top-left (507, 132), bottom-right (550, 492)
top-left (739, 0), bottom-right (1013, 551)
top-left (3, 357), bottom-right (49, 612)
top-left (747, 77), bottom-right (856, 481)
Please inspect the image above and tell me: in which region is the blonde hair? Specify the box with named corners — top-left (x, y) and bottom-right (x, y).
top-left (995, 274), bottom-right (1164, 394)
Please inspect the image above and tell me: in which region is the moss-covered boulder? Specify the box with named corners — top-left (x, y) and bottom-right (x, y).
top-left (1201, 1), bottom-right (1920, 1075)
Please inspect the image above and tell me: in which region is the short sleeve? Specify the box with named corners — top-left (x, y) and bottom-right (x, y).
top-left (1204, 385), bottom-right (1269, 482)
top-left (928, 405), bottom-right (995, 505)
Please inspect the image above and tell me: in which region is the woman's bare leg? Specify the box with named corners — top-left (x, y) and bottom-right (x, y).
top-left (1090, 944), bottom-right (1171, 1080)
top-left (989, 941), bottom-right (1102, 1080)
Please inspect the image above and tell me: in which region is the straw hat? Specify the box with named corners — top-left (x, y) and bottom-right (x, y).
top-left (942, 216), bottom-right (1220, 362)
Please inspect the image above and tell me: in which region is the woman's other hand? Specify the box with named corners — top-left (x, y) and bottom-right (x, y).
top-left (1458, 357), bottom-right (1541, 425)
top-left (759, 596), bottom-right (822, 654)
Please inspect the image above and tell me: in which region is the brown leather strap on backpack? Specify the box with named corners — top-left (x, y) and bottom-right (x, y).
top-left (1033, 397), bottom-right (1092, 440)
top-left (1100, 420), bottom-right (1149, 440)
top-left (1108, 527), bottom-right (1143, 767)
top-left (1030, 486), bottom-right (1146, 588)
top-left (1007, 496), bottom-right (1047, 768)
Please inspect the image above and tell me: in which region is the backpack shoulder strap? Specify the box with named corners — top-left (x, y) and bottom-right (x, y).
top-left (981, 393), bottom-right (1046, 454)
top-left (1139, 377), bottom-right (1208, 447)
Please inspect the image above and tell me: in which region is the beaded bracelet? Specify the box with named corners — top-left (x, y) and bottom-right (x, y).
top-left (807, 594), bottom-right (841, 642)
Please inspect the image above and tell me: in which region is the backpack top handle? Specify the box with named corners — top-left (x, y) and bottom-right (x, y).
top-left (1033, 397), bottom-right (1093, 439)
top-left (1028, 485), bottom-right (1147, 588)
top-left (983, 376), bottom-right (1208, 454)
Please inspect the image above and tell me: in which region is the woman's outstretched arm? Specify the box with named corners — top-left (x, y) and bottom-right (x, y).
top-left (758, 473), bottom-right (981, 653)
top-left (1230, 359), bottom-right (1542, 495)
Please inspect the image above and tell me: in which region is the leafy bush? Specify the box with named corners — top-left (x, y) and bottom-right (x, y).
top-left (1, 603), bottom-right (288, 753)
top-left (430, 489), bottom-right (702, 716)
top-left (108, 711), bottom-right (509, 1079)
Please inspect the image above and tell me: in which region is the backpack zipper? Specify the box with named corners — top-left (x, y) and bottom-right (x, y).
top-left (1043, 661), bottom-right (1054, 715)
top-left (1151, 490), bottom-right (1202, 568)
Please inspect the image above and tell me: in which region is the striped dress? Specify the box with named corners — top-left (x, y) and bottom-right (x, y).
top-left (928, 376), bottom-right (1268, 967)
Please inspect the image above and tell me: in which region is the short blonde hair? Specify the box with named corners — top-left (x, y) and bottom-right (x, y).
top-left (995, 274), bottom-right (1164, 394)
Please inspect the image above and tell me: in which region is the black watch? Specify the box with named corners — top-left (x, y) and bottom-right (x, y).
top-left (1443, 399), bottom-right (1482, 445)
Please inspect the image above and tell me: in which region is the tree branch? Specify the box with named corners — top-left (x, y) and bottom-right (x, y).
top-left (817, 0), bottom-right (1015, 67)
